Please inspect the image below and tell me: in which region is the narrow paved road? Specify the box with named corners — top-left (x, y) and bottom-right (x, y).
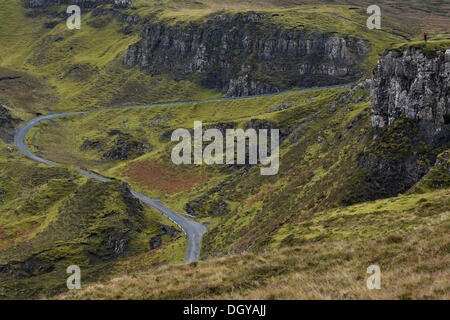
top-left (14, 112), bottom-right (206, 263)
top-left (13, 84), bottom-right (350, 262)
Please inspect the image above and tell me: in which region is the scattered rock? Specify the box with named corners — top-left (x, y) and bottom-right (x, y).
top-left (328, 103), bottom-right (337, 114)
top-left (43, 21), bottom-right (58, 29)
top-left (102, 135), bottom-right (150, 161)
top-left (159, 129), bottom-right (173, 142)
top-left (0, 106), bottom-right (21, 143)
top-left (203, 122), bottom-right (237, 135)
top-left (149, 223), bottom-right (182, 250)
top-left (434, 151), bottom-right (450, 175)
top-left (0, 76), bottom-right (21, 81)
top-left (80, 139), bottom-right (102, 151)
top-left (158, 223), bottom-right (181, 238)
top-left (243, 119), bottom-right (277, 131)
top-left (244, 118), bottom-right (291, 141)
top-left (107, 234), bottom-right (129, 257)
top-left (149, 235), bottom-right (162, 249)
top-left (263, 103), bottom-right (293, 114)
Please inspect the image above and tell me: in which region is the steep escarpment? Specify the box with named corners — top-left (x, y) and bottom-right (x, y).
top-left (371, 45), bottom-right (449, 145)
top-left (346, 44), bottom-right (450, 203)
top-left (124, 12), bottom-right (369, 97)
top-left (183, 46), bottom-right (449, 256)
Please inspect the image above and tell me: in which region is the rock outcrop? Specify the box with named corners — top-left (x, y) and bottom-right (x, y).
top-left (80, 130), bottom-right (151, 161)
top-left (371, 46), bottom-right (450, 146)
top-left (149, 224), bottom-right (181, 250)
top-left (0, 106), bottom-right (20, 143)
top-left (101, 131), bottom-right (150, 161)
top-left (348, 45), bottom-right (450, 204)
top-left (435, 150), bottom-right (450, 176)
top-left (124, 12), bottom-right (369, 97)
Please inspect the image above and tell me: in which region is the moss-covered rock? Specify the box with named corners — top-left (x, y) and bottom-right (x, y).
top-left (80, 129), bottom-right (151, 161)
top-left (408, 150), bottom-right (450, 193)
top-left (0, 105), bottom-right (20, 143)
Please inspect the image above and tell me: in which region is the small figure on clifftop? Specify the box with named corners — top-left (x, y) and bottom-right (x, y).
top-left (424, 32), bottom-right (428, 42)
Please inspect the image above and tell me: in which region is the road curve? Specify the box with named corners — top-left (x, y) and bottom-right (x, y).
top-left (13, 83), bottom-right (351, 262)
top-left (14, 112), bottom-right (206, 263)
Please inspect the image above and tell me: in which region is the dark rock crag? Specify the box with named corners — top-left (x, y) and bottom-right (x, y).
top-left (149, 223), bottom-right (181, 250)
top-left (347, 46), bottom-right (450, 204)
top-left (0, 106), bottom-right (21, 143)
top-left (371, 46), bottom-right (449, 145)
top-left (80, 130), bottom-right (151, 161)
top-left (0, 181), bottom-right (145, 281)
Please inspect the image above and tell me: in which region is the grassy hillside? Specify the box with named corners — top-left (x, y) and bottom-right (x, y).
top-left (135, 0), bottom-right (449, 35)
top-left (0, 0), bottom-right (446, 118)
top-left (59, 188), bottom-right (449, 300)
top-left (0, 1), bottom-right (448, 300)
top-left (28, 77), bottom-right (449, 261)
top-left (0, 0), bottom-right (422, 115)
top-left (0, 80), bottom-right (187, 299)
top-left (0, 0), bottom-right (220, 115)
top-left (0, 155), bottom-right (187, 298)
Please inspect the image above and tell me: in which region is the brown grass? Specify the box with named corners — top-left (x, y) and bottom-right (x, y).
top-left (0, 223), bottom-right (41, 251)
top-left (57, 230), bottom-right (449, 300)
top-left (0, 67), bottom-right (57, 117)
top-left (57, 191), bottom-right (450, 300)
top-left (118, 160), bottom-right (210, 194)
top-left (138, 0), bottom-right (450, 33)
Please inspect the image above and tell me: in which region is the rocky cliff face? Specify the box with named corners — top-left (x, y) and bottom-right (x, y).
top-left (124, 12), bottom-right (369, 97)
top-left (371, 46), bottom-right (450, 146)
top-left (350, 45), bottom-right (450, 203)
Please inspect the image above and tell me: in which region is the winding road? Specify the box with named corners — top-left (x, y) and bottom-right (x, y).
top-left (13, 111), bottom-right (206, 263)
top-left (13, 83), bottom-right (350, 262)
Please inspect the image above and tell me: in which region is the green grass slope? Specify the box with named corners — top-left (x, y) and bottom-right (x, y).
top-left (0, 151), bottom-right (186, 299)
top-left (0, 1), bottom-right (448, 300)
top-left (136, 0), bottom-right (449, 31)
top-left (26, 63), bottom-right (449, 256)
top-left (58, 188), bottom-right (449, 300)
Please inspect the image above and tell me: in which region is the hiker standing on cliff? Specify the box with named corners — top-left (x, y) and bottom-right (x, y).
top-left (424, 32), bottom-right (428, 42)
